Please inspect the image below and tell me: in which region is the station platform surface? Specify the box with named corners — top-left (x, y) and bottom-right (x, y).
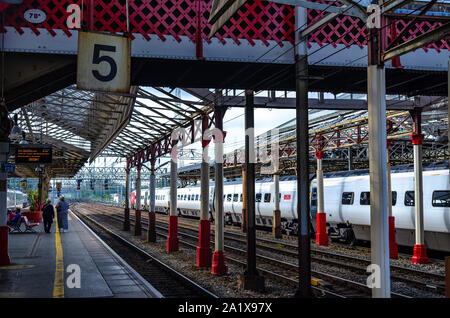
top-left (0, 211), bottom-right (162, 298)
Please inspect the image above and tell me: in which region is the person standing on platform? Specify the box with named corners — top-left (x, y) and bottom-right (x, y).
top-left (42, 199), bottom-right (54, 233)
top-left (55, 196), bottom-right (69, 233)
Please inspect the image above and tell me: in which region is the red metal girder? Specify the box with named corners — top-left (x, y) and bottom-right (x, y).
top-left (2, 1), bottom-right (446, 52)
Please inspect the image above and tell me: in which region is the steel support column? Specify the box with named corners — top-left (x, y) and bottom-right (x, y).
top-left (197, 114), bottom-right (212, 267)
top-left (367, 5), bottom-right (391, 296)
top-left (241, 165), bottom-right (247, 233)
top-left (0, 142), bottom-right (10, 265)
top-left (387, 140), bottom-right (398, 259)
top-left (295, 5), bottom-right (312, 298)
top-left (410, 110), bottom-right (428, 264)
top-left (212, 106), bottom-right (228, 274)
top-left (238, 90), bottom-right (265, 291)
top-left (348, 147), bottom-right (353, 171)
top-left (315, 151), bottom-right (328, 246)
top-left (167, 139), bottom-right (179, 253)
top-left (147, 162), bottom-right (156, 243)
top-left (273, 170), bottom-right (282, 239)
top-left (123, 167), bottom-right (130, 231)
top-left (134, 165), bottom-right (142, 236)
top-left (38, 172), bottom-right (43, 209)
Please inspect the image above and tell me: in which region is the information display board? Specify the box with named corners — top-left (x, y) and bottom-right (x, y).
top-left (15, 145), bottom-right (52, 164)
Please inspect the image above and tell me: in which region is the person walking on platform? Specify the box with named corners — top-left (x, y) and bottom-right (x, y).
top-left (55, 196), bottom-right (69, 233)
top-left (42, 199), bottom-right (54, 233)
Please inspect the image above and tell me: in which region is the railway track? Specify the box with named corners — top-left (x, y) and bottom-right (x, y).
top-left (72, 207), bottom-right (218, 298)
top-left (73, 203), bottom-right (420, 298)
top-left (82, 202), bottom-right (446, 295)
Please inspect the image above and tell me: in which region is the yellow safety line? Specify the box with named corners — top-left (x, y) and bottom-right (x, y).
top-left (53, 211), bottom-right (64, 298)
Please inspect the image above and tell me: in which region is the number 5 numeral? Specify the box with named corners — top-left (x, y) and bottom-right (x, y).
top-left (92, 44), bottom-right (117, 82)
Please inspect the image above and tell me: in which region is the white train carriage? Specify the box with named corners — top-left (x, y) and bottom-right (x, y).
top-left (6, 189), bottom-right (28, 209)
top-left (129, 162), bottom-right (450, 252)
top-left (317, 166), bottom-right (450, 252)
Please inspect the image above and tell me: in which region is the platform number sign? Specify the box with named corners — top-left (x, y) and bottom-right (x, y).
top-left (77, 31), bottom-right (131, 93)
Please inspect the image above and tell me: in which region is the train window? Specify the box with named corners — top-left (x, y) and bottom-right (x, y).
top-left (392, 191), bottom-right (397, 206)
top-left (227, 194), bottom-right (232, 202)
top-left (264, 193), bottom-right (271, 203)
top-left (233, 194), bottom-right (239, 202)
top-left (342, 192), bottom-right (354, 205)
top-left (404, 191), bottom-right (414, 206)
top-left (184, 194), bottom-right (187, 200)
top-left (256, 193), bottom-right (262, 202)
top-left (195, 194), bottom-right (199, 201)
top-left (432, 191), bottom-right (450, 207)
top-left (360, 192), bottom-right (370, 205)
top-left (187, 195), bottom-right (191, 201)
top-left (240, 194), bottom-right (243, 202)
top-left (223, 194), bottom-right (226, 200)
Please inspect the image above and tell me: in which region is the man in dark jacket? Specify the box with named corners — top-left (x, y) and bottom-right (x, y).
top-left (42, 199), bottom-right (54, 233)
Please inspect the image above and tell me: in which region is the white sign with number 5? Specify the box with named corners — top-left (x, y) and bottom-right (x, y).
top-left (77, 31), bottom-right (131, 93)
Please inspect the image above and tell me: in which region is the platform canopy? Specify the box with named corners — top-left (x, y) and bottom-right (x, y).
top-left (7, 85), bottom-right (136, 178)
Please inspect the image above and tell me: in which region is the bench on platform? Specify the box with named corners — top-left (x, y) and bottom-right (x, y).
top-left (23, 216), bottom-right (39, 233)
top-left (8, 217), bottom-right (22, 233)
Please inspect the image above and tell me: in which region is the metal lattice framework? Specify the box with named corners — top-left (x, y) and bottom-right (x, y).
top-left (168, 94), bottom-right (449, 181)
top-left (8, 85), bottom-right (136, 178)
top-left (1, 0), bottom-right (448, 52)
top-left (104, 87), bottom-right (215, 162)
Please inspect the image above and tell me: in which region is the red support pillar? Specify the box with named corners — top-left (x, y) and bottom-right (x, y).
top-left (386, 139), bottom-right (398, 259)
top-left (315, 147), bottom-right (328, 246)
top-left (197, 114), bottom-right (212, 267)
top-left (0, 141), bottom-right (10, 265)
top-left (410, 111), bottom-right (428, 264)
top-left (167, 139), bottom-right (179, 253)
top-left (211, 103), bottom-right (228, 275)
top-left (134, 165), bottom-right (142, 236)
top-left (197, 219), bottom-right (212, 267)
top-left (147, 160), bottom-right (157, 243)
top-left (167, 215), bottom-right (179, 252)
top-left (0, 226), bottom-right (10, 265)
top-left (388, 216), bottom-right (398, 259)
top-left (241, 165), bottom-right (247, 233)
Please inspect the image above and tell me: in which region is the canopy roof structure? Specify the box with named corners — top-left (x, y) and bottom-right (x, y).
top-left (8, 85), bottom-right (136, 178)
top-left (8, 84), bottom-right (447, 180)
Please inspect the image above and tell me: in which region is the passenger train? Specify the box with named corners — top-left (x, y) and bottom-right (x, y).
top-left (130, 162), bottom-right (450, 253)
top-left (6, 189), bottom-right (28, 210)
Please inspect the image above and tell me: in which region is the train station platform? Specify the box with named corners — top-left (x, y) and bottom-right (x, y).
top-left (0, 211), bottom-right (162, 298)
